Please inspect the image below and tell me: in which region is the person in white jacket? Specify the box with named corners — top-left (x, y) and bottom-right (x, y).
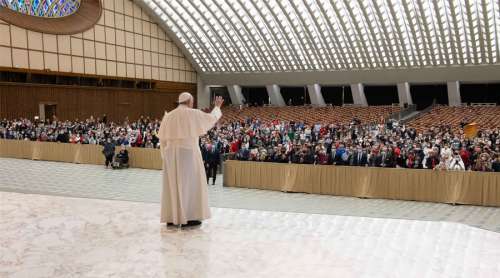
top-left (440, 143), bottom-right (452, 160)
top-left (158, 93), bottom-right (224, 227)
top-left (448, 152), bottom-right (465, 171)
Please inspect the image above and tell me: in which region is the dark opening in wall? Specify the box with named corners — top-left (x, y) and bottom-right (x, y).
top-left (102, 79), bottom-right (122, 88)
top-left (460, 83), bottom-right (500, 104)
top-left (364, 85), bottom-right (399, 105)
top-left (321, 86), bottom-right (348, 105)
top-left (56, 75), bottom-right (80, 85)
top-left (30, 74), bottom-right (57, 85)
top-left (241, 87), bottom-right (268, 106)
top-left (80, 77), bottom-right (99, 87)
top-left (410, 84), bottom-right (448, 110)
top-left (343, 86), bottom-right (353, 104)
top-left (0, 71), bottom-right (27, 82)
top-left (121, 80), bottom-right (136, 89)
top-left (280, 86), bottom-right (309, 106)
top-left (0, 70), bottom-right (156, 90)
top-left (210, 87), bottom-right (231, 105)
top-left (136, 81), bottom-right (153, 89)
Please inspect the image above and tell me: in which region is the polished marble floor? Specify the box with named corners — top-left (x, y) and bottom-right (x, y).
top-left (1, 158), bottom-right (500, 233)
top-left (2, 158), bottom-right (500, 277)
top-left (2, 191), bottom-right (500, 278)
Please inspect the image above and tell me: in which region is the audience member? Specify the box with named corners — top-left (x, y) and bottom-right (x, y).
top-left (1, 111), bottom-right (498, 173)
top-left (102, 138), bottom-right (115, 169)
top-left (116, 145), bottom-right (129, 166)
top-left (203, 116), bottom-right (498, 173)
top-left (0, 116), bottom-right (161, 148)
top-left (201, 140), bottom-right (220, 185)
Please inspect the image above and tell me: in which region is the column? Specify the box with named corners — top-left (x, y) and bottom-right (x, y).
top-left (306, 84), bottom-right (326, 106)
top-left (350, 83), bottom-right (368, 106)
top-left (397, 82), bottom-right (413, 107)
top-left (265, 84), bottom-right (286, 106)
top-left (447, 81), bottom-right (461, 106)
top-left (196, 75), bottom-right (211, 109)
top-left (227, 85), bottom-right (246, 105)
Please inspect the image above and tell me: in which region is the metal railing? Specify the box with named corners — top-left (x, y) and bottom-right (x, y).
top-left (386, 104), bottom-right (417, 122)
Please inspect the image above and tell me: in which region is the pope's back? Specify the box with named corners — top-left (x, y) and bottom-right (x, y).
top-left (157, 93), bottom-right (224, 227)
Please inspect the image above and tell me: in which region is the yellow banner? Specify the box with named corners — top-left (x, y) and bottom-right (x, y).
top-left (464, 122), bottom-right (479, 139)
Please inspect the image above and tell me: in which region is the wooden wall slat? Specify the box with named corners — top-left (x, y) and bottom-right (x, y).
top-left (0, 82), bottom-right (196, 121)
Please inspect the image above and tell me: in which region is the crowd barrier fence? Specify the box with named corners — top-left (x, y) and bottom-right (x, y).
top-left (2, 139), bottom-right (498, 207)
top-left (0, 139), bottom-right (163, 170)
top-left (223, 160), bottom-right (500, 207)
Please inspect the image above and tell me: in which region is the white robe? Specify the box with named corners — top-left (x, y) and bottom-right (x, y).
top-left (158, 105), bottom-right (222, 225)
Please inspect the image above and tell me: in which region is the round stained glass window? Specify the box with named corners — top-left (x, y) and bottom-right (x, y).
top-left (0, 0), bottom-right (81, 18)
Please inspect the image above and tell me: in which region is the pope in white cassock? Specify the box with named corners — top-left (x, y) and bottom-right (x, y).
top-left (158, 92), bottom-right (224, 227)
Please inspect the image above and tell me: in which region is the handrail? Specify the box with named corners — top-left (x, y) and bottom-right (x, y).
top-left (386, 104), bottom-right (417, 122)
top-left (470, 103), bottom-right (496, 106)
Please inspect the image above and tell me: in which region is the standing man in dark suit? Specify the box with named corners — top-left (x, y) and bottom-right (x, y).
top-left (369, 149), bottom-right (383, 167)
top-left (203, 143), bottom-right (220, 185)
top-left (351, 147), bottom-right (368, 166)
top-left (102, 137), bottom-right (115, 169)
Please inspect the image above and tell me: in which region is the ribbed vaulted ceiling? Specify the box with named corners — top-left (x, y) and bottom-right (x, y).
top-left (140, 0), bottom-right (500, 74)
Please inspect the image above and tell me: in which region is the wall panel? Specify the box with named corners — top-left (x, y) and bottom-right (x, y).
top-left (0, 0), bottom-right (196, 83)
top-left (0, 81), bottom-right (196, 122)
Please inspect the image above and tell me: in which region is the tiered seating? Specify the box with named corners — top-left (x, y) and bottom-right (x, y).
top-left (220, 105), bottom-right (401, 125)
top-left (407, 105), bottom-right (500, 132)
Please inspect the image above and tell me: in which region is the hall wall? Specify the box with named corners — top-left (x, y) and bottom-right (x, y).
top-left (0, 81), bottom-right (196, 121)
top-left (0, 0), bottom-right (196, 83)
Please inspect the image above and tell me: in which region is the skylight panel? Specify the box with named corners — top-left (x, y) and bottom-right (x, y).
top-left (144, 0), bottom-right (498, 73)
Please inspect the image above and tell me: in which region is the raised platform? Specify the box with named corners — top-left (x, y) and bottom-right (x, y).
top-left (224, 160), bottom-right (500, 207)
top-left (1, 157), bottom-right (500, 233)
top-left (2, 191), bottom-right (500, 277)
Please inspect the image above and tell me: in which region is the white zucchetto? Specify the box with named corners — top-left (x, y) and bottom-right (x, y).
top-left (178, 92), bottom-right (193, 103)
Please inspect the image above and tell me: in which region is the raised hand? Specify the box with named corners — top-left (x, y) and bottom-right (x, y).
top-left (214, 96), bottom-right (224, 108)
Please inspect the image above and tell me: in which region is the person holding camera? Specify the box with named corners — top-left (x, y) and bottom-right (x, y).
top-left (448, 151), bottom-right (465, 171)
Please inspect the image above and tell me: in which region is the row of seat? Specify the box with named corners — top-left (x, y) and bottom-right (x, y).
top-left (219, 105), bottom-right (500, 132)
top-left (220, 105), bottom-right (401, 125)
top-left (406, 105), bottom-right (500, 132)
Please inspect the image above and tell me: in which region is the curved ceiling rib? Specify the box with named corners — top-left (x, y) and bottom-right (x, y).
top-left (356, 0), bottom-right (382, 68)
top-left (139, 0), bottom-right (500, 74)
top-left (254, 1), bottom-right (296, 70)
top-left (262, 0), bottom-right (307, 71)
top-left (287, 0), bottom-right (328, 70)
top-left (175, 0), bottom-right (235, 71)
top-left (241, 0), bottom-right (285, 71)
top-left (304, 0), bottom-right (341, 69)
top-left (186, 0), bottom-right (242, 71)
top-left (274, 0), bottom-right (315, 70)
top-left (213, 1), bottom-right (264, 72)
top-left (328, 0), bottom-right (362, 68)
top-left (315, 0), bottom-right (349, 68)
top-left (387, 1), bottom-right (411, 67)
top-left (147, 0), bottom-right (220, 71)
top-left (343, 1), bottom-right (373, 68)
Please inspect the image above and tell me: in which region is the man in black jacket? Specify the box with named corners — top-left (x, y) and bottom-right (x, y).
top-left (425, 150), bottom-right (440, 170)
top-left (56, 129), bottom-right (69, 143)
top-left (102, 138), bottom-right (115, 169)
top-left (203, 143), bottom-right (220, 185)
top-left (115, 145), bottom-right (129, 168)
top-left (492, 154), bottom-right (500, 172)
top-left (351, 148), bottom-right (368, 166)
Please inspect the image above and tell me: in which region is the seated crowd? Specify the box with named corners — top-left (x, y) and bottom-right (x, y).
top-left (1, 105), bottom-right (499, 172)
top-left (203, 117), bottom-right (499, 172)
top-left (202, 105), bottom-right (500, 172)
top-left (0, 115), bottom-right (162, 148)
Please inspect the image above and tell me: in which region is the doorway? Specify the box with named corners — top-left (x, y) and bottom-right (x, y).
top-left (39, 103), bottom-right (57, 121)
